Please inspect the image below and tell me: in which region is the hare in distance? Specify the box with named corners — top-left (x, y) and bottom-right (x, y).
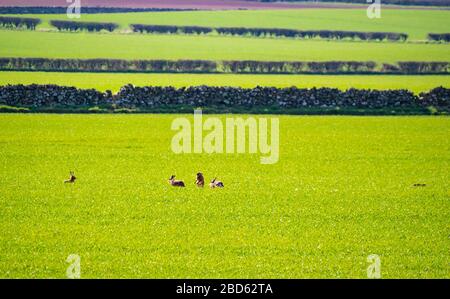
top-left (169, 175), bottom-right (185, 187)
top-left (64, 171), bottom-right (76, 184)
top-left (209, 178), bottom-right (224, 188)
top-left (195, 172), bottom-right (205, 188)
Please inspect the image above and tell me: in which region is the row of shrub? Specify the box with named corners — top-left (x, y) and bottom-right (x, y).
top-left (0, 84), bottom-right (448, 111)
top-left (428, 33), bottom-right (450, 42)
top-left (0, 58), bottom-right (217, 73)
top-left (216, 27), bottom-right (408, 41)
top-left (2, 17), bottom-right (447, 45)
top-left (381, 62), bottom-right (450, 74)
top-left (0, 16), bottom-right (41, 30)
top-left (0, 7), bottom-right (196, 14)
top-left (131, 24), bottom-right (213, 35)
top-left (222, 61), bottom-right (380, 73)
top-left (49, 20), bottom-right (118, 32)
top-left (224, 61), bottom-right (450, 74)
top-left (259, 0), bottom-right (450, 7)
top-left (130, 24), bottom-right (409, 41)
top-left (0, 58), bottom-right (448, 74)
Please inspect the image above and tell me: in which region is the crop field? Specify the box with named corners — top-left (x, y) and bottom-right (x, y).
top-left (0, 114), bottom-right (449, 278)
top-left (0, 2), bottom-right (449, 281)
top-left (14, 9), bottom-right (450, 40)
top-left (1, 30), bottom-right (449, 62)
top-left (1, 72), bottom-right (449, 93)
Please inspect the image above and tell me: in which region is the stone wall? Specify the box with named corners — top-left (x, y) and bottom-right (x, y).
top-left (0, 84), bottom-right (448, 111)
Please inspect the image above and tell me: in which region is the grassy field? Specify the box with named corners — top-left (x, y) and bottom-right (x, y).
top-left (1, 30), bottom-right (449, 62)
top-left (0, 114), bottom-right (448, 278)
top-left (1, 72), bottom-right (449, 93)
top-left (10, 9), bottom-right (450, 40)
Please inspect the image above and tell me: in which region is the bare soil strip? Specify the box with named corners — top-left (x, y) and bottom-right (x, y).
top-left (0, 0), bottom-right (440, 10)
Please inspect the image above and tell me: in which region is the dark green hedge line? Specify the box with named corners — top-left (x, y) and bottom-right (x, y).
top-left (0, 104), bottom-right (437, 116)
top-left (131, 24), bottom-right (213, 35)
top-left (0, 16), bottom-right (41, 30)
top-left (2, 17), bottom-right (445, 45)
top-left (215, 28), bottom-right (407, 41)
top-left (50, 20), bottom-right (118, 32)
top-left (428, 33), bottom-right (450, 42)
top-left (381, 61), bottom-right (450, 73)
top-left (223, 61), bottom-right (380, 73)
top-left (0, 84), bottom-right (448, 115)
top-left (0, 58), bottom-right (449, 74)
top-left (0, 58), bottom-right (217, 73)
top-left (259, 0), bottom-right (450, 7)
top-left (130, 24), bottom-right (408, 41)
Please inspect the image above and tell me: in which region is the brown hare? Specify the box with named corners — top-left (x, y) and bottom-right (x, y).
top-left (413, 183), bottom-right (426, 187)
top-left (209, 178), bottom-right (224, 188)
top-left (195, 172), bottom-right (205, 187)
top-left (64, 171), bottom-right (76, 184)
top-left (169, 175), bottom-right (185, 187)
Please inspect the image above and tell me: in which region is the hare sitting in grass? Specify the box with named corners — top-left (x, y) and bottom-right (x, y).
top-left (195, 172), bottom-right (205, 188)
top-left (209, 178), bottom-right (224, 188)
top-left (169, 175), bottom-right (185, 187)
top-left (64, 171), bottom-right (76, 184)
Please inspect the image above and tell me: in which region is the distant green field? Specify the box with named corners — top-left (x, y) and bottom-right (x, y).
top-left (1, 72), bottom-right (449, 93)
top-left (0, 114), bottom-right (448, 278)
top-left (9, 9), bottom-right (450, 40)
top-left (1, 30), bottom-right (449, 62)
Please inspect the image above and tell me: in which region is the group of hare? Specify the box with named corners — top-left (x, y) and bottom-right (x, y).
top-left (64, 171), bottom-right (224, 188)
top-left (169, 173), bottom-right (224, 188)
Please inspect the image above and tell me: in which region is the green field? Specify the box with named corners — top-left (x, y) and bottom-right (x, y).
top-left (1, 72), bottom-right (449, 93)
top-left (1, 30), bottom-right (449, 62)
top-left (0, 114), bottom-right (448, 278)
top-left (1, 6), bottom-right (449, 280)
top-left (10, 9), bottom-right (450, 40)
